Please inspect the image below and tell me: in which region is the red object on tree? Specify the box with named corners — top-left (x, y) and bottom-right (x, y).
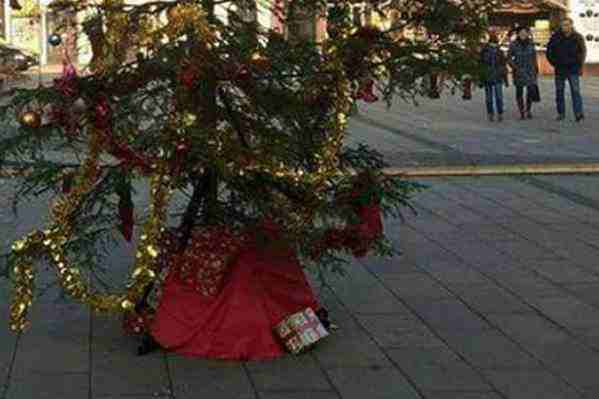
top-left (462, 78), bottom-right (472, 100)
top-left (94, 97), bottom-right (112, 130)
top-left (355, 79), bottom-right (378, 103)
top-left (179, 64), bottom-right (200, 89)
top-left (344, 204), bottom-right (384, 258)
top-left (53, 63), bottom-right (79, 98)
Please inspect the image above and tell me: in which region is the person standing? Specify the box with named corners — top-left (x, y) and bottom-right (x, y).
top-left (508, 27), bottom-right (539, 120)
top-left (546, 18), bottom-right (587, 122)
top-left (480, 33), bottom-right (509, 121)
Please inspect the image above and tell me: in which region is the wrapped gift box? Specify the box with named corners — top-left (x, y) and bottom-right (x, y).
top-left (274, 307), bottom-right (329, 354)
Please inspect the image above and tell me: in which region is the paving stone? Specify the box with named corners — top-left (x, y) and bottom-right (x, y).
top-left (92, 314), bottom-right (170, 397)
top-left (326, 367), bottom-right (420, 399)
top-left (486, 271), bottom-right (565, 300)
top-left (313, 313), bottom-right (392, 369)
top-left (10, 304), bottom-right (89, 378)
top-left (6, 374), bottom-right (89, 399)
top-left (332, 281), bottom-right (411, 315)
top-left (406, 299), bottom-right (492, 333)
top-left (0, 295), bottom-right (16, 395)
top-left (530, 260), bottom-right (599, 284)
top-left (488, 313), bottom-right (571, 347)
top-left (440, 330), bottom-right (541, 370)
top-left (423, 392), bottom-right (503, 399)
top-left (526, 296), bottom-right (599, 330)
top-left (564, 283), bottom-right (599, 307)
top-left (387, 346), bottom-right (492, 392)
top-left (356, 314), bottom-right (445, 349)
top-left (385, 273), bottom-right (454, 301)
top-left (246, 356), bottom-right (332, 392)
top-left (169, 357), bottom-right (255, 399)
top-left (483, 369), bottom-right (584, 399)
top-left (362, 256), bottom-right (423, 277)
top-left (260, 393), bottom-right (338, 399)
top-left (545, 239), bottom-right (599, 269)
top-left (451, 283), bottom-right (531, 314)
top-left (490, 240), bottom-right (561, 262)
top-left (426, 206), bottom-right (487, 225)
top-left (429, 266), bottom-right (491, 286)
top-left (523, 340), bottom-right (599, 389)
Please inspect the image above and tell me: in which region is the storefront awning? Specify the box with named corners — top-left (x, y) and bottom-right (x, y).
top-left (494, 0), bottom-right (567, 14)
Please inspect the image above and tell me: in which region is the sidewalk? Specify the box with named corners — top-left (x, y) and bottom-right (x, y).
top-left (3, 78), bottom-right (599, 399)
top-left (348, 78), bottom-right (599, 169)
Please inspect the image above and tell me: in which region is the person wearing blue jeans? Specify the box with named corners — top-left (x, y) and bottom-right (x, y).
top-left (484, 82), bottom-right (504, 120)
top-left (546, 18), bottom-right (587, 122)
top-left (555, 73), bottom-right (583, 120)
top-left (480, 33), bottom-right (508, 122)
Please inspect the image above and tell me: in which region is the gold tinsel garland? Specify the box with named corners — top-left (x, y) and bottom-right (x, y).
top-left (8, 4), bottom-right (357, 332)
top-left (9, 127), bottom-right (172, 332)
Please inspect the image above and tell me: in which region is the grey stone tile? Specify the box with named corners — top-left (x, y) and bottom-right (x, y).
top-left (490, 240), bottom-right (560, 262)
top-left (483, 369), bottom-right (584, 399)
top-left (531, 260), bottom-right (599, 284)
top-left (6, 374), bottom-right (89, 399)
top-left (407, 299), bottom-right (491, 333)
top-left (10, 304), bottom-right (89, 378)
top-left (356, 314), bottom-right (445, 349)
top-left (246, 356), bottom-right (331, 392)
top-left (326, 367), bottom-right (420, 399)
top-left (169, 359), bottom-right (254, 399)
top-left (387, 346), bottom-right (492, 392)
top-left (526, 296), bottom-right (599, 330)
top-left (423, 392), bottom-right (503, 399)
top-left (440, 330), bottom-right (541, 370)
top-left (385, 273), bottom-right (454, 301)
top-left (564, 283), bottom-right (599, 307)
top-left (453, 223), bottom-right (521, 242)
top-left (332, 282), bottom-right (410, 315)
top-left (488, 313), bottom-right (571, 347)
top-left (430, 267), bottom-right (491, 286)
top-left (487, 271), bottom-right (564, 300)
top-left (92, 315), bottom-right (169, 397)
top-left (524, 341), bottom-right (599, 389)
top-left (0, 302), bottom-right (15, 395)
top-left (570, 326), bottom-right (599, 351)
top-left (362, 256), bottom-right (423, 276)
top-left (451, 283), bottom-right (531, 314)
top-left (313, 313), bottom-right (392, 369)
top-left (260, 393), bottom-right (337, 399)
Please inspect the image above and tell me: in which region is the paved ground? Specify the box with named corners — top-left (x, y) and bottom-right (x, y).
top-left (348, 77), bottom-right (599, 168)
top-left (1, 77), bottom-right (599, 399)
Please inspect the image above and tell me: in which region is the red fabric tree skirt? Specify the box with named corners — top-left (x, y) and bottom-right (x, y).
top-left (150, 245), bottom-right (321, 360)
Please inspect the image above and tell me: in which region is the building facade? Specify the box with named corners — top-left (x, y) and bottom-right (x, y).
top-left (1, 0), bottom-right (597, 74)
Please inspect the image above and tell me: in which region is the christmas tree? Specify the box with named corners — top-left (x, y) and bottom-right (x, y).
top-left (1, 0), bottom-right (489, 341)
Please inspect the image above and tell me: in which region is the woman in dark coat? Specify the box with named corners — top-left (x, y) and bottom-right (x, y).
top-left (508, 26), bottom-right (539, 119)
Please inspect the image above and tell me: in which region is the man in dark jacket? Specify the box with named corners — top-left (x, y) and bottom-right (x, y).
top-left (546, 18), bottom-right (587, 122)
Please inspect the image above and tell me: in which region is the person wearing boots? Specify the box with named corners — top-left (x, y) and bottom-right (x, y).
top-left (546, 17), bottom-right (587, 122)
top-left (508, 27), bottom-right (539, 119)
top-left (480, 33), bottom-right (509, 122)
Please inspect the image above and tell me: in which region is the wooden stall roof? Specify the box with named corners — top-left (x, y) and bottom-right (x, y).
top-left (494, 0), bottom-right (567, 13)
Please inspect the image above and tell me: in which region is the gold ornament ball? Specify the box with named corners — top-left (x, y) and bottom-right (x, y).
top-left (19, 111), bottom-right (42, 129)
